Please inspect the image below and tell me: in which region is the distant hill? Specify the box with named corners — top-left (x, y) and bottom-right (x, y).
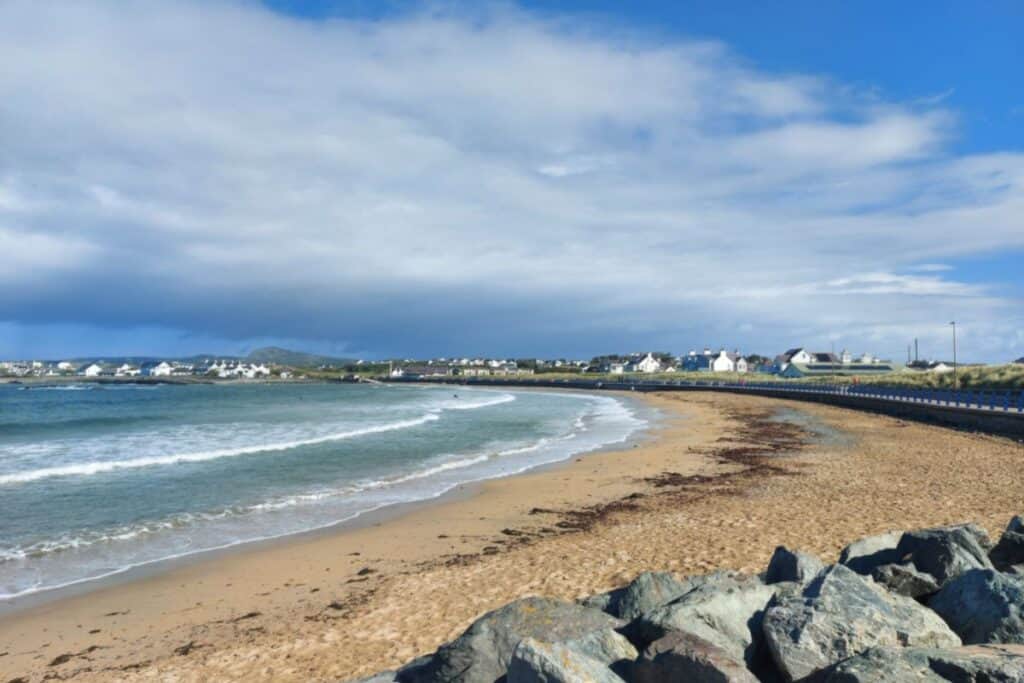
top-left (245, 346), bottom-right (354, 367)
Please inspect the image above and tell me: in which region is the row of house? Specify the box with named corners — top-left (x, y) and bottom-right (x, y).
top-left (773, 348), bottom-right (897, 378)
top-left (592, 350), bottom-right (751, 375)
top-left (8, 359), bottom-right (275, 379)
top-left (391, 362), bottom-right (535, 378)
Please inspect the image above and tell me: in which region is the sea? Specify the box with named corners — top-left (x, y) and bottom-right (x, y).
top-left (0, 382), bottom-right (647, 601)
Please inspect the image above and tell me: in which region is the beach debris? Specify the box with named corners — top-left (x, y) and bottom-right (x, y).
top-left (895, 523), bottom-right (994, 587)
top-left (173, 641), bottom-right (204, 656)
top-left (990, 515), bottom-right (1024, 573)
top-left (870, 562), bottom-right (940, 599)
top-left (762, 564), bottom-right (960, 681)
top-left (630, 572), bottom-right (779, 668)
top-left (811, 644), bottom-right (1024, 682)
top-left (581, 571), bottom-right (691, 621)
top-left (837, 530), bottom-right (902, 575)
top-left (48, 645), bottom-right (104, 667)
top-left (228, 611), bottom-right (262, 623)
top-left (632, 630), bottom-right (757, 683)
top-left (356, 567), bottom-right (375, 576)
top-left (929, 569), bottom-right (1024, 644)
top-left (764, 546), bottom-right (825, 585)
top-left (398, 597), bottom-right (632, 682)
top-left (507, 638), bottom-right (626, 683)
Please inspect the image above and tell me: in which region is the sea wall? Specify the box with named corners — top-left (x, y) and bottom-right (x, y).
top-left (385, 377), bottom-right (1024, 441)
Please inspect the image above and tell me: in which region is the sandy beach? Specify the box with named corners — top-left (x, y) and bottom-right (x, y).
top-left (1, 390), bottom-right (1022, 682)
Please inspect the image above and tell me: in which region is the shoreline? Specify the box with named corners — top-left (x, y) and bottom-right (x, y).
top-left (2, 391), bottom-right (1021, 682)
top-left (0, 387), bottom-right (661, 615)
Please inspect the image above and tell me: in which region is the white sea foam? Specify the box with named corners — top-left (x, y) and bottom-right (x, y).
top-left (0, 391), bottom-right (519, 487)
top-left (0, 414), bottom-right (439, 485)
top-left (0, 388), bottom-right (649, 600)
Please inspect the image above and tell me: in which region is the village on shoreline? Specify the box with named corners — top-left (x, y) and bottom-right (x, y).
top-left (4, 345), bottom-right (1022, 389)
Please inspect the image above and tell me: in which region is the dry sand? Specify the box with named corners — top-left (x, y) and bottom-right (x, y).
top-left (1, 391), bottom-right (1021, 682)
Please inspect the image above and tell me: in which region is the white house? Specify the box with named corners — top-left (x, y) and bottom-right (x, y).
top-left (82, 363), bottom-right (103, 377)
top-left (151, 361), bottom-right (174, 377)
top-left (710, 350), bottom-right (748, 373)
top-left (243, 363), bottom-right (271, 379)
top-left (626, 353), bottom-right (663, 373)
top-left (115, 363), bottom-right (140, 377)
top-left (57, 361), bottom-right (74, 371)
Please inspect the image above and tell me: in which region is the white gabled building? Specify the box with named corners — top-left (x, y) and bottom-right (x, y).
top-left (625, 353), bottom-right (663, 373)
top-left (710, 349), bottom-right (748, 373)
top-left (150, 361), bottom-right (174, 377)
top-left (115, 363), bottom-right (140, 377)
top-left (82, 363), bottom-right (104, 377)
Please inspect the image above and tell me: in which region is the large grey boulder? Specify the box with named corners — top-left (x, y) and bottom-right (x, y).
top-left (870, 563), bottom-right (940, 599)
top-left (349, 673), bottom-right (401, 683)
top-left (762, 564), bottom-right (961, 681)
top-left (351, 656), bottom-right (432, 682)
top-left (929, 568), bottom-right (1024, 644)
top-left (838, 531), bottom-right (902, 576)
top-left (896, 524), bottom-right (994, 587)
top-left (507, 639), bottom-right (625, 683)
top-left (808, 644), bottom-right (1024, 682)
top-left (631, 573), bottom-right (780, 668)
top-left (581, 571), bottom-right (692, 620)
top-left (991, 516), bottom-right (1024, 574)
top-left (399, 597), bottom-right (635, 683)
top-left (633, 630), bottom-right (758, 683)
top-left (765, 546), bottom-right (825, 585)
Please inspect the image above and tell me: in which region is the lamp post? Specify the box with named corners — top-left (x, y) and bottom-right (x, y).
top-left (949, 321), bottom-right (958, 390)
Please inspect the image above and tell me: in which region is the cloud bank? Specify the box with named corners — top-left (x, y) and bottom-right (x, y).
top-left (1, 1), bottom-right (1022, 361)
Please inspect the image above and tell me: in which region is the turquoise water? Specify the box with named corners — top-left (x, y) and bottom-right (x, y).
top-left (0, 382), bottom-right (645, 599)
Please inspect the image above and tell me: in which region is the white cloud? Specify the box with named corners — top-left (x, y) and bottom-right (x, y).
top-left (0, 0), bottom-right (1021, 360)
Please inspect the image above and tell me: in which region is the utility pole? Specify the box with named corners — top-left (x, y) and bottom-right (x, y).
top-left (831, 341), bottom-right (836, 382)
top-left (949, 321), bottom-right (958, 390)
top-left (914, 338), bottom-right (919, 363)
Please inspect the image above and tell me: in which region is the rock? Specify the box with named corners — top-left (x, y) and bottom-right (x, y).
top-left (809, 644), bottom-right (1024, 682)
top-left (896, 524), bottom-right (994, 587)
top-left (507, 639), bottom-right (626, 683)
top-left (350, 656), bottom-right (433, 682)
top-left (633, 630), bottom-right (758, 683)
top-left (348, 673), bottom-right (401, 683)
top-left (581, 571), bottom-right (692, 620)
top-left (631, 573), bottom-right (779, 668)
top-left (991, 516), bottom-right (1024, 574)
top-left (762, 564), bottom-right (961, 681)
top-left (561, 627), bottom-right (638, 670)
top-left (398, 597), bottom-right (634, 683)
top-left (929, 568), bottom-right (1024, 644)
top-left (765, 547), bottom-right (825, 585)
top-left (870, 563), bottom-right (940, 599)
top-left (838, 531), bottom-right (902, 576)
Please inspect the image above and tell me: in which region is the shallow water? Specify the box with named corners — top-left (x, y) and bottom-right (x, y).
top-left (0, 382), bottom-right (646, 599)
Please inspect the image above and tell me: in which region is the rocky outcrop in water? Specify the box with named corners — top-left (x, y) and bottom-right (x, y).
top-left (351, 518), bottom-right (1024, 683)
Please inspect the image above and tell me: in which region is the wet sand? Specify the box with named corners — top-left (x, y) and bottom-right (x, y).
top-left (1, 391), bottom-right (1021, 682)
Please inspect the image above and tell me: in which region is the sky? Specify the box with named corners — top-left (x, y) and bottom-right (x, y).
top-left (1, 1), bottom-right (1022, 362)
